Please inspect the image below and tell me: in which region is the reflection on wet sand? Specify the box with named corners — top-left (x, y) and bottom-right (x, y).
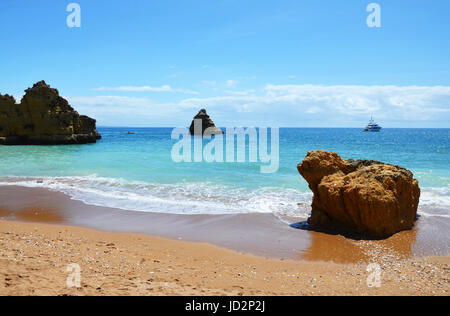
top-left (3, 206), bottom-right (65, 224)
top-left (0, 208), bottom-right (14, 219)
top-left (299, 227), bottom-right (418, 264)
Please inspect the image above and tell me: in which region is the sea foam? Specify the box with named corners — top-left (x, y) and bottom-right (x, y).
top-left (0, 176), bottom-right (448, 220)
top-left (0, 176), bottom-right (312, 219)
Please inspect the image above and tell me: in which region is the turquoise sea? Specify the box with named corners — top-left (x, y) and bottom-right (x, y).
top-left (0, 128), bottom-right (449, 221)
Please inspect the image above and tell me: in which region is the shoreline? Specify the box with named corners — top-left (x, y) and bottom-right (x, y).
top-left (1, 185), bottom-right (450, 263)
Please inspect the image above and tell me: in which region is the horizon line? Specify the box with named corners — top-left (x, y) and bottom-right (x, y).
top-left (96, 126), bottom-right (450, 129)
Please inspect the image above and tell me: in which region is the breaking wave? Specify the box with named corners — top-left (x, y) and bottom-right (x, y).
top-left (0, 176), bottom-right (448, 220)
top-left (0, 175), bottom-right (312, 219)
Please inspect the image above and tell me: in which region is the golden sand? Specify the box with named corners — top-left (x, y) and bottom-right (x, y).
top-left (0, 219), bottom-right (448, 296)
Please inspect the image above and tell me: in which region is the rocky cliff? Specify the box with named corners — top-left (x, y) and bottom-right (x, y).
top-left (0, 81), bottom-right (101, 145)
top-left (189, 109), bottom-right (224, 136)
top-left (298, 150), bottom-right (420, 238)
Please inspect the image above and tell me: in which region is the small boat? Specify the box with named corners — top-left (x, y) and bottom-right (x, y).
top-left (364, 117), bottom-right (382, 132)
top-left (127, 131), bottom-right (136, 135)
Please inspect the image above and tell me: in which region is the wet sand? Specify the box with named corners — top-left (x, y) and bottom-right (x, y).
top-left (0, 186), bottom-right (449, 264)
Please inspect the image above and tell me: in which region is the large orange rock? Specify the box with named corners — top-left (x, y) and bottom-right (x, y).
top-left (298, 150), bottom-right (420, 238)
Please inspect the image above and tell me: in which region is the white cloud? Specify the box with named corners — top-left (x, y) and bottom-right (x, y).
top-left (178, 84), bottom-right (450, 126)
top-left (92, 85), bottom-right (198, 95)
top-left (226, 80), bottom-right (239, 88)
top-left (262, 84), bottom-right (450, 119)
top-left (67, 96), bottom-right (189, 126)
top-left (68, 84), bottom-right (450, 127)
top-left (225, 89), bottom-right (256, 96)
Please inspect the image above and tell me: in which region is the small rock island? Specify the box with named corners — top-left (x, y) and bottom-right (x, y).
top-left (189, 109), bottom-right (224, 136)
top-left (298, 150), bottom-right (421, 238)
top-left (0, 81), bottom-right (101, 145)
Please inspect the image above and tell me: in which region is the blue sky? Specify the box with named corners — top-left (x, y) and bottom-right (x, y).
top-left (0, 0), bottom-right (449, 127)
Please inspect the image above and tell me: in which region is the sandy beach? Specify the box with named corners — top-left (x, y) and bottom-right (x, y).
top-left (0, 186), bottom-right (449, 296)
top-left (0, 219), bottom-right (449, 296)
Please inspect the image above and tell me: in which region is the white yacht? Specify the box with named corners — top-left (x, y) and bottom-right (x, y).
top-left (364, 117), bottom-right (382, 132)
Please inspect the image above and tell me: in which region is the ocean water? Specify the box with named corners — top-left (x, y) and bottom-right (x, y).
top-left (0, 128), bottom-right (449, 221)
